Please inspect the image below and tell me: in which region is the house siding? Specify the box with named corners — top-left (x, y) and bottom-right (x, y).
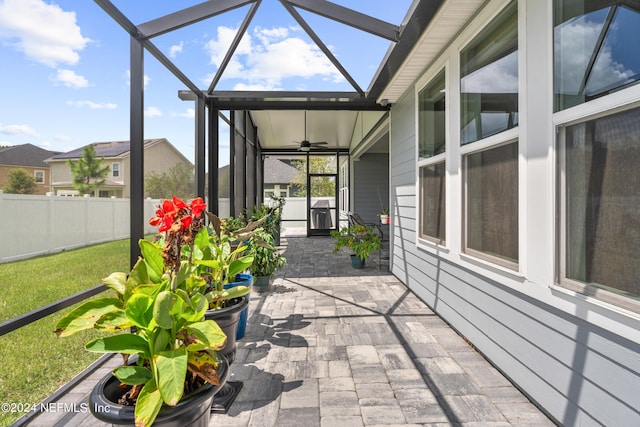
top-left (353, 153), bottom-right (389, 224)
top-left (0, 165), bottom-right (50, 195)
top-left (388, 1), bottom-right (640, 425)
top-left (48, 139), bottom-right (190, 198)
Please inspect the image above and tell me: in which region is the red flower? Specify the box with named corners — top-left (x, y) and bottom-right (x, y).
top-left (149, 199), bottom-right (179, 232)
top-left (149, 196), bottom-right (206, 234)
top-left (172, 196), bottom-right (187, 210)
top-left (190, 198), bottom-right (206, 217)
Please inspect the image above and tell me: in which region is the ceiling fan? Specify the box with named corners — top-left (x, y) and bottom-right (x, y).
top-left (287, 111), bottom-right (328, 151)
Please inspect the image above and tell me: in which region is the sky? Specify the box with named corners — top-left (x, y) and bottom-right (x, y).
top-left (0, 0), bottom-right (412, 165)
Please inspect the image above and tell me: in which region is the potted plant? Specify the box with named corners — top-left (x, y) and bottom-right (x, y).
top-left (55, 196), bottom-right (229, 427)
top-left (268, 195), bottom-right (286, 245)
top-left (331, 224), bottom-right (382, 269)
top-left (248, 229), bottom-right (286, 292)
top-left (196, 212), bottom-right (267, 347)
top-left (378, 208), bottom-right (389, 224)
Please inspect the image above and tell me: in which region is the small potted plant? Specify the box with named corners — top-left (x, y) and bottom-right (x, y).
top-left (378, 208), bottom-right (389, 224)
top-left (248, 229), bottom-right (286, 292)
top-left (55, 196), bottom-right (229, 427)
top-left (330, 224), bottom-right (382, 269)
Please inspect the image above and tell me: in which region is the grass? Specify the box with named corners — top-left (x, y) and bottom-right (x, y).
top-left (0, 239), bottom-right (130, 427)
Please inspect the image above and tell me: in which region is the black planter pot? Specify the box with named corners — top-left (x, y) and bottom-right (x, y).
top-left (204, 295), bottom-right (249, 414)
top-left (89, 355), bottom-right (229, 426)
top-left (254, 275), bottom-right (271, 292)
top-left (204, 295), bottom-right (249, 365)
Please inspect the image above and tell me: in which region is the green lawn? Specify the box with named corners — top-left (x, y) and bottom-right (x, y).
top-left (0, 239), bottom-right (131, 427)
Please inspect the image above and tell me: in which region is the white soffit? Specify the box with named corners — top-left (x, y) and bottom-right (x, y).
top-left (379, 0), bottom-right (487, 103)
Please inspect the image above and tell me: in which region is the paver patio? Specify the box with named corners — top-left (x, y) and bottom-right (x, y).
top-left (22, 229), bottom-right (555, 426)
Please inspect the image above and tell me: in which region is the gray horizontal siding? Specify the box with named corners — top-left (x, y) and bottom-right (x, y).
top-left (388, 88), bottom-right (640, 426)
top-left (353, 153), bottom-right (389, 224)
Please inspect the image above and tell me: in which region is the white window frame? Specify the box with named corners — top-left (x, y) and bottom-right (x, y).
top-left (459, 0), bottom-right (522, 273)
top-left (411, 0), bottom-right (530, 286)
top-left (34, 170), bottom-right (45, 183)
top-left (555, 95), bottom-right (640, 314)
top-left (462, 135), bottom-right (520, 271)
top-left (112, 162), bottom-right (120, 178)
top-left (415, 63), bottom-right (449, 249)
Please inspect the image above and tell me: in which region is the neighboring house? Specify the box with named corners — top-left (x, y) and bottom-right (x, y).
top-left (0, 143), bottom-right (60, 195)
top-left (377, 1), bottom-right (640, 425)
top-left (46, 138), bottom-right (192, 198)
top-left (263, 157), bottom-right (301, 198)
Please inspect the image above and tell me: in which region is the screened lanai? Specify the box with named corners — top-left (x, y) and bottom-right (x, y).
top-left (91, 0), bottom-right (446, 260)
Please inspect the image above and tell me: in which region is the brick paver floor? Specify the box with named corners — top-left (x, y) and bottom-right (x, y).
top-left (21, 229), bottom-right (555, 426)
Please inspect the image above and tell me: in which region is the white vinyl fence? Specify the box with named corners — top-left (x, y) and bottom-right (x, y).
top-left (0, 194), bottom-right (336, 264)
top-left (0, 194), bottom-right (163, 264)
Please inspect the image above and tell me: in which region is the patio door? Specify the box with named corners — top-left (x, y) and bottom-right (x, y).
top-left (307, 154), bottom-right (339, 236)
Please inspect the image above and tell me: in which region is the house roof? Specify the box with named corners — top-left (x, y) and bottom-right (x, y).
top-left (48, 138), bottom-right (166, 161)
top-left (264, 157), bottom-right (300, 184)
top-left (0, 143), bottom-right (60, 167)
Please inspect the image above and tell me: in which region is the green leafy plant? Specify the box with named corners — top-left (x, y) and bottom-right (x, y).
top-left (248, 230), bottom-right (286, 277)
top-left (3, 168), bottom-right (37, 194)
top-left (68, 145), bottom-right (110, 195)
top-left (55, 196), bottom-right (227, 427)
top-left (331, 225), bottom-right (381, 261)
top-left (191, 211), bottom-right (272, 309)
top-left (378, 208), bottom-right (389, 216)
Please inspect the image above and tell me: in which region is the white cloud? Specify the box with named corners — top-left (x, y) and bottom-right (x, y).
top-left (0, 124), bottom-right (39, 137)
top-left (461, 51), bottom-right (518, 94)
top-left (0, 0), bottom-right (90, 67)
top-left (555, 15), bottom-right (635, 96)
top-left (206, 26), bottom-right (252, 66)
top-left (52, 69), bottom-right (89, 88)
top-left (145, 107), bottom-right (162, 117)
top-left (169, 41), bottom-right (184, 58)
top-left (204, 25), bottom-right (342, 88)
top-left (67, 100), bottom-right (117, 109)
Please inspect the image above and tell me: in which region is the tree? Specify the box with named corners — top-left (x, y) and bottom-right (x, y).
top-left (145, 162), bottom-right (195, 199)
top-left (290, 157), bottom-right (336, 197)
top-left (68, 145), bottom-right (110, 195)
top-left (4, 168), bottom-right (37, 194)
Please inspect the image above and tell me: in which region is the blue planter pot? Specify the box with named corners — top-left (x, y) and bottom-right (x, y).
top-left (224, 273), bottom-right (253, 340)
top-left (350, 255), bottom-right (365, 269)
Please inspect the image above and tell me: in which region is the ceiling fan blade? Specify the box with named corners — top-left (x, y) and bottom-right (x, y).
top-left (309, 141), bottom-right (328, 146)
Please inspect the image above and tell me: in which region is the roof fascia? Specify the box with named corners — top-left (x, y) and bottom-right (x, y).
top-left (367, 0), bottom-right (446, 101)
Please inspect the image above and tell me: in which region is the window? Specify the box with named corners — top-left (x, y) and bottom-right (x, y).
top-left (112, 163), bottom-right (120, 178)
top-left (460, 1), bottom-right (518, 145)
top-left (554, 1), bottom-right (640, 111)
top-left (418, 70), bottom-right (446, 243)
top-left (559, 106), bottom-right (640, 308)
top-left (420, 163), bottom-right (446, 243)
top-left (461, 2), bottom-right (519, 269)
top-left (465, 143), bottom-right (519, 269)
top-left (34, 170), bottom-right (44, 183)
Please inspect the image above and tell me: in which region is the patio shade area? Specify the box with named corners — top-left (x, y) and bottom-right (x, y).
top-left (21, 230), bottom-right (553, 426)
